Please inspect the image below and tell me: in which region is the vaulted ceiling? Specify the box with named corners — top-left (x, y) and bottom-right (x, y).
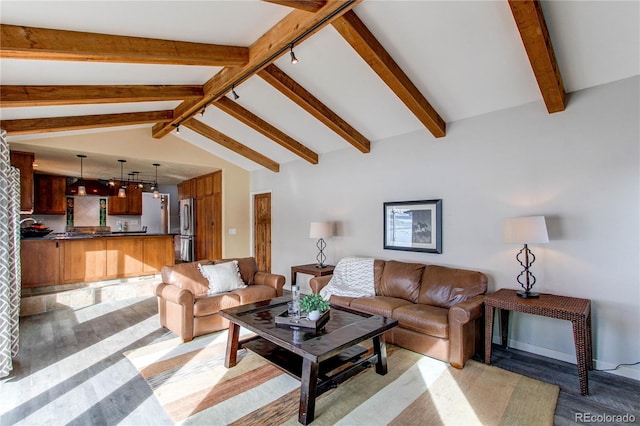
top-left (1, 1), bottom-right (638, 182)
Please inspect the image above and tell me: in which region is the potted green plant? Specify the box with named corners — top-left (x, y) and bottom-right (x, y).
top-left (300, 293), bottom-right (330, 321)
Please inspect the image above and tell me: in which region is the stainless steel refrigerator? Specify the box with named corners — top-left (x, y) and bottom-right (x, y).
top-left (179, 198), bottom-right (195, 262)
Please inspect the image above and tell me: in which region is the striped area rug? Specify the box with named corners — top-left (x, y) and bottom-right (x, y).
top-left (125, 331), bottom-right (559, 425)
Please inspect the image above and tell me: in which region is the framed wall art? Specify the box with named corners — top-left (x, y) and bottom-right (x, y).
top-left (383, 199), bottom-right (442, 253)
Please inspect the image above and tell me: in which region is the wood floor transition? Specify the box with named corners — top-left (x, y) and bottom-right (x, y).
top-left (1, 296), bottom-right (638, 425)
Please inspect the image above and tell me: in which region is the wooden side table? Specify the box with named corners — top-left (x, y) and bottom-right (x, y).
top-left (484, 288), bottom-right (593, 395)
top-left (291, 263), bottom-right (335, 288)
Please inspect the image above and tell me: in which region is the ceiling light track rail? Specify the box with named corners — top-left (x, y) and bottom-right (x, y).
top-left (171, 0), bottom-right (357, 133)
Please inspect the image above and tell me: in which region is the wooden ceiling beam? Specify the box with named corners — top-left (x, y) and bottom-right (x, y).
top-left (0, 110), bottom-right (173, 136)
top-left (508, 0), bottom-right (566, 113)
top-left (332, 11), bottom-right (446, 138)
top-left (0, 24), bottom-right (249, 66)
top-left (258, 64), bottom-right (370, 153)
top-left (214, 97), bottom-right (318, 164)
top-left (262, 0), bottom-right (327, 13)
top-left (183, 119), bottom-right (280, 173)
top-left (1, 85), bottom-right (204, 107)
top-left (152, 0), bottom-right (362, 139)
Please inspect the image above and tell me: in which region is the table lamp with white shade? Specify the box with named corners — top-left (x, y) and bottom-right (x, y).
top-left (503, 215), bottom-right (549, 298)
top-left (309, 222), bottom-right (333, 268)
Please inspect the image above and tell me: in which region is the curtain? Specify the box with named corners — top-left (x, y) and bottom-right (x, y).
top-left (0, 129), bottom-right (21, 378)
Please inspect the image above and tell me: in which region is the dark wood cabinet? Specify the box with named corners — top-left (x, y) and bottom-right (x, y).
top-left (10, 151), bottom-right (34, 213)
top-left (108, 183), bottom-right (142, 215)
top-left (34, 174), bottom-right (66, 215)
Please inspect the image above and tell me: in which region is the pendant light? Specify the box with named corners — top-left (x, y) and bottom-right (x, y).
top-left (117, 159), bottom-right (127, 198)
top-left (77, 154), bottom-right (87, 196)
top-left (152, 163), bottom-right (160, 199)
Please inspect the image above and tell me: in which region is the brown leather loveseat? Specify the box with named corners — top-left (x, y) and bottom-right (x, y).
top-left (311, 259), bottom-right (487, 368)
top-left (155, 257), bottom-right (285, 342)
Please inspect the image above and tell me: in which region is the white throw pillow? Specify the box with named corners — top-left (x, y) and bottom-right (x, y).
top-left (198, 261), bottom-right (247, 295)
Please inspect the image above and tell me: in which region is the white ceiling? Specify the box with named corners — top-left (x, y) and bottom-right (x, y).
top-left (1, 0), bottom-right (638, 179)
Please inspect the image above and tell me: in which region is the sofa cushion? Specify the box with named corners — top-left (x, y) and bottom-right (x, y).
top-left (193, 293), bottom-right (240, 317)
top-left (231, 285), bottom-right (277, 305)
top-left (328, 295), bottom-right (356, 308)
top-left (350, 296), bottom-right (412, 318)
top-left (418, 265), bottom-right (488, 308)
top-left (198, 261), bottom-right (247, 295)
top-left (378, 261), bottom-right (425, 303)
top-left (215, 257), bottom-right (258, 285)
top-left (393, 304), bottom-right (449, 339)
top-left (161, 260), bottom-right (213, 296)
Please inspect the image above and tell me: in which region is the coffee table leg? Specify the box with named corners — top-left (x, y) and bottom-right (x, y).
top-left (225, 322), bottom-right (240, 368)
top-left (299, 359), bottom-right (319, 425)
top-left (373, 335), bottom-right (388, 375)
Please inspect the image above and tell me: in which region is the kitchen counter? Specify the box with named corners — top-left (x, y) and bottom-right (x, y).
top-left (21, 234), bottom-right (176, 288)
top-left (22, 232), bottom-right (178, 240)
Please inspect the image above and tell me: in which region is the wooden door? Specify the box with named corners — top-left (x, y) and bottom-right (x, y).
top-left (254, 192), bottom-right (271, 272)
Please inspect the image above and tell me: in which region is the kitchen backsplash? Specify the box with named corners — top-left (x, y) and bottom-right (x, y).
top-left (24, 196), bottom-right (142, 233)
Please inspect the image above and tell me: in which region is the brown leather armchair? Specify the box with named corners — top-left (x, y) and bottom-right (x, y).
top-left (155, 257), bottom-right (285, 342)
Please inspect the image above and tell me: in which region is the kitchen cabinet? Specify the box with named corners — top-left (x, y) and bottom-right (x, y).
top-left (195, 192), bottom-right (222, 260)
top-left (34, 174), bottom-right (66, 215)
top-left (21, 235), bottom-right (175, 288)
top-left (106, 237), bottom-right (143, 277)
top-left (178, 178), bottom-right (196, 200)
top-left (108, 183), bottom-right (142, 215)
top-left (143, 236), bottom-right (174, 273)
top-left (60, 239), bottom-right (107, 284)
top-left (21, 239), bottom-right (60, 287)
top-left (180, 171), bottom-right (222, 261)
top-left (10, 151), bottom-right (34, 213)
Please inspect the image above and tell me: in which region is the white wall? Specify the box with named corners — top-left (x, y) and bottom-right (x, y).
top-left (251, 76), bottom-right (640, 379)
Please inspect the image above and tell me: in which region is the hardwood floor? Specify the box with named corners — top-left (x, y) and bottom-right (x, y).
top-left (1, 296), bottom-right (638, 425)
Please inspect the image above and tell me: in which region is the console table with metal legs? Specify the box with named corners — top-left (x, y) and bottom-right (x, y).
top-left (484, 288), bottom-right (593, 395)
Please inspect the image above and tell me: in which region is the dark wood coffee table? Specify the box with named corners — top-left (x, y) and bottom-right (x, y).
top-left (220, 297), bottom-right (398, 425)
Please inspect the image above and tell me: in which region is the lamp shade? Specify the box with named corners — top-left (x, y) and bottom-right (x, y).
top-left (503, 216), bottom-right (549, 244)
top-left (309, 222), bottom-right (332, 239)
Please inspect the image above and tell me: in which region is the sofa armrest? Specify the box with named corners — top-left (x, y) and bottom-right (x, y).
top-left (154, 282), bottom-right (194, 306)
top-left (154, 282), bottom-right (195, 342)
top-left (448, 295), bottom-right (485, 369)
top-left (449, 295), bottom-right (485, 325)
top-left (254, 272), bottom-right (286, 297)
top-left (310, 275), bottom-right (332, 294)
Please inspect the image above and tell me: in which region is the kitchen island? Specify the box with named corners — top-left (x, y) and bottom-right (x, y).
top-left (21, 233), bottom-right (175, 288)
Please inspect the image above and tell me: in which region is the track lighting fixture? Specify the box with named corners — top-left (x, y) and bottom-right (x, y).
top-left (77, 154), bottom-right (87, 196)
top-left (176, 124), bottom-right (181, 135)
top-left (231, 84), bottom-right (240, 100)
top-left (289, 44), bottom-right (298, 64)
top-left (200, 107), bottom-right (206, 117)
top-left (152, 163), bottom-right (160, 199)
top-left (117, 159), bottom-right (127, 198)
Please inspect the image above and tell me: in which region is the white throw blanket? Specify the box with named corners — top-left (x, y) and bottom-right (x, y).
top-left (320, 257), bottom-right (375, 300)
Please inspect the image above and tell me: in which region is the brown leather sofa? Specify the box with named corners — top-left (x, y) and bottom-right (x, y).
top-left (310, 259), bottom-right (487, 369)
top-left (155, 257), bottom-right (285, 342)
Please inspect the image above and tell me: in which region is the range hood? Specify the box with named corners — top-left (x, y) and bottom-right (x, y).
top-left (66, 178), bottom-right (111, 196)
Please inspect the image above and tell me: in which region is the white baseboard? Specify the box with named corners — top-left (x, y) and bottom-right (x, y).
top-left (507, 339), bottom-right (640, 381)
